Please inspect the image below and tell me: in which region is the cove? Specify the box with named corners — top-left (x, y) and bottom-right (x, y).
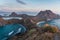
top-left (0, 23), bottom-right (26, 40)
top-left (37, 19), bottom-right (60, 28)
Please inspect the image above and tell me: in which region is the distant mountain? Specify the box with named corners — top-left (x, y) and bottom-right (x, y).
top-left (5, 10), bottom-right (60, 23)
top-left (9, 12), bottom-right (18, 17)
top-left (0, 10), bottom-right (60, 26)
top-left (37, 10), bottom-right (60, 19)
top-left (9, 12), bottom-right (34, 18)
top-left (31, 10), bottom-right (60, 22)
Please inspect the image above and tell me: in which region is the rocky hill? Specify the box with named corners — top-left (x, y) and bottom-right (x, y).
top-left (37, 10), bottom-right (60, 19)
top-left (0, 10), bottom-right (60, 25)
top-left (5, 10), bottom-right (60, 24)
top-left (9, 12), bottom-right (34, 19)
top-left (9, 12), bottom-right (18, 17)
top-left (31, 10), bottom-right (60, 22)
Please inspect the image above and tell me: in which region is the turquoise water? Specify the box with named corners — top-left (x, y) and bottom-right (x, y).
top-left (37, 19), bottom-right (60, 28)
top-left (0, 23), bottom-right (26, 40)
top-left (2, 17), bottom-right (22, 20)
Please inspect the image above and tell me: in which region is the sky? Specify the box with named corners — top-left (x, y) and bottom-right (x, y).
top-left (0, 0), bottom-right (60, 14)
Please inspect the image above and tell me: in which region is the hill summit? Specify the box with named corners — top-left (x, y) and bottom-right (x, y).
top-left (31, 10), bottom-right (60, 22)
top-left (37, 10), bottom-right (60, 19)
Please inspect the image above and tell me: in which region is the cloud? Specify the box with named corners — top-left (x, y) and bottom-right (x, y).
top-left (16, 0), bottom-right (26, 5)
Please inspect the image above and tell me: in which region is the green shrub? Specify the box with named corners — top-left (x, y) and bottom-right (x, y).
top-left (42, 26), bottom-right (58, 33)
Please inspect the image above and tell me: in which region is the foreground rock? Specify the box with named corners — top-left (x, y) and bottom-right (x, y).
top-left (9, 28), bottom-right (55, 40)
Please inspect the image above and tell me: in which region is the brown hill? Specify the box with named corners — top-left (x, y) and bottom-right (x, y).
top-left (31, 10), bottom-right (60, 22)
top-left (0, 18), bottom-right (7, 26)
top-left (37, 10), bottom-right (60, 19)
top-left (9, 12), bottom-right (18, 17)
top-left (8, 10), bottom-right (60, 23)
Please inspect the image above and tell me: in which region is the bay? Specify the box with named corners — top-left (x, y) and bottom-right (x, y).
top-left (0, 23), bottom-right (26, 40)
top-left (37, 19), bottom-right (60, 28)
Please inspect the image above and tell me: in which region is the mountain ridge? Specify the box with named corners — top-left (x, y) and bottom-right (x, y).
top-left (0, 10), bottom-right (60, 25)
top-left (30, 10), bottom-right (60, 22)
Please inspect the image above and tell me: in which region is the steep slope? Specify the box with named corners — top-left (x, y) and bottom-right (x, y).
top-left (31, 10), bottom-right (60, 22)
top-left (0, 18), bottom-right (7, 26)
top-left (37, 10), bottom-right (60, 19)
top-left (9, 12), bottom-right (18, 17)
top-left (8, 10), bottom-right (60, 23)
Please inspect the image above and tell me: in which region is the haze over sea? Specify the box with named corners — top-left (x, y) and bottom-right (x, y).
top-left (0, 12), bottom-right (37, 16)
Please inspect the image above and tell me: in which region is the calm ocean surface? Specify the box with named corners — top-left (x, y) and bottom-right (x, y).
top-left (37, 19), bottom-right (60, 28)
top-left (0, 23), bottom-right (26, 40)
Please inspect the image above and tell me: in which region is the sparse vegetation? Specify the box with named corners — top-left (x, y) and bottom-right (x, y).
top-left (42, 25), bottom-right (58, 33)
top-left (0, 10), bottom-right (60, 40)
top-left (8, 19), bottom-right (59, 40)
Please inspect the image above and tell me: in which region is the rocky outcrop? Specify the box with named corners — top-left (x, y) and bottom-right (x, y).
top-left (9, 28), bottom-right (54, 40)
top-left (0, 18), bottom-right (7, 26)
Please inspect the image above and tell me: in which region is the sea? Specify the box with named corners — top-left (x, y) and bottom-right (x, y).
top-left (0, 23), bottom-right (26, 40)
top-left (37, 19), bottom-right (60, 29)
